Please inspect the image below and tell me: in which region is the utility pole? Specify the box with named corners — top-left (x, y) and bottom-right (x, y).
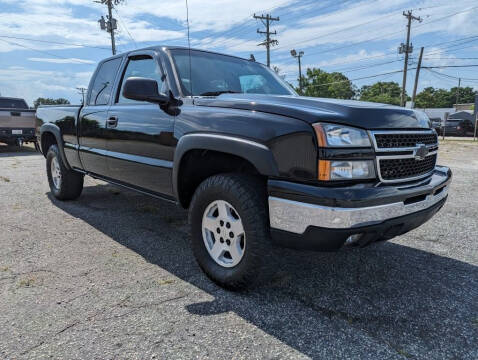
top-left (76, 87), bottom-right (87, 104)
top-left (455, 78), bottom-right (461, 109)
top-left (253, 13), bottom-right (279, 67)
top-left (399, 10), bottom-right (422, 107)
top-left (97, 0), bottom-right (119, 55)
top-left (290, 49), bottom-right (304, 94)
top-left (411, 46), bottom-right (424, 108)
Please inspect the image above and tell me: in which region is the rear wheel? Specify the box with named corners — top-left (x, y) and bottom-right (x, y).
top-left (189, 174), bottom-right (272, 290)
top-left (46, 144), bottom-right (84, 200)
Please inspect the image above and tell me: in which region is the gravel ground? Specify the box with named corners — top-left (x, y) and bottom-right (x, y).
top-left (0, 141), bottom-right (477, 360)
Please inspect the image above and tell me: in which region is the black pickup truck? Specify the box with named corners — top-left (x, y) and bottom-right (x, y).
top-left (36, 46), bottom-right (452, 289)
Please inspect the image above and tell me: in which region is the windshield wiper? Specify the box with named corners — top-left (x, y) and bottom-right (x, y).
top-left (199, 90), bottom-right (241, 96)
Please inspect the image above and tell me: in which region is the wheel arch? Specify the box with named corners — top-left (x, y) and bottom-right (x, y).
top-left (173, 133), bottom-right (279, 208)
top-left (40, 123), bottom-right (71, 170)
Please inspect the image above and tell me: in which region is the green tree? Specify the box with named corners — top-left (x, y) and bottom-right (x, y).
top-left (451, 86), bottom-right (477, 104)
top-left (34, 97), bottom-right (70, 109)
top-left (301, 68), bottom-right (356, 99)
top-left (359, 82), bottom-right (403, 105)
top-left (415, 86), bottom-right (477, 108)
top-left (414, 87), bottom-right (437, 108)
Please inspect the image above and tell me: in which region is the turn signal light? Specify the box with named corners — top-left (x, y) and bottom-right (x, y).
top-left (318, 160), bottom-right (331, 180)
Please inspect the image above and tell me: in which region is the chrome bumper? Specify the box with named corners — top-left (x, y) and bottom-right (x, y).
top-left (269, 185), bottom-right (448, 234)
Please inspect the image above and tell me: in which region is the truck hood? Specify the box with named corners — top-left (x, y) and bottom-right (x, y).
top-left (194, 94), bottom-right (430, 130)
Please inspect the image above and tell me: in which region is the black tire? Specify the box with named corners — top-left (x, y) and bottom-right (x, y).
top-left (189, 174), bottom-right (272, 290)
top-left (46, 144), bottom-right (84, 200)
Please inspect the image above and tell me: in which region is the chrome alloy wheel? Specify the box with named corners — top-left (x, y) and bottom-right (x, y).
top-left (50, 156), bottom-right (62, 190)
top-left (202, 200), bottom-right (246, 268)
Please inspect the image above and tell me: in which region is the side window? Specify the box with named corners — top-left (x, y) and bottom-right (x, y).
top-left (88, 58), bottom-right (122, 106)
top-left (117, 57), bottom-right (166, 104)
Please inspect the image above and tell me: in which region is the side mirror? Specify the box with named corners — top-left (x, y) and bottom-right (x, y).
top-left (122, 77), bottom-right (169, 105)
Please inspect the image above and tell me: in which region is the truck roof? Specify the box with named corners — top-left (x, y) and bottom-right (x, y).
top-left (100, 45), bottom-right (254, 64)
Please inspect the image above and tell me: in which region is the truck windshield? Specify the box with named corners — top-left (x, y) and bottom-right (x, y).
top-left (0, 98), bottom-right (28, 109)
top-left (170, 49), bottom-right (295, 97)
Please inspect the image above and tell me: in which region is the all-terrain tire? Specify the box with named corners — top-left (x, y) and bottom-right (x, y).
top-left (46, 144), bottom-right (84, 200)
top-left (189, 174), bottom-right (272, 290)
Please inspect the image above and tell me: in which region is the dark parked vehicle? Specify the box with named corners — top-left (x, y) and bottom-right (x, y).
top-left (443, 112), bottom-right (475, 136)
top-left (430, 117), bottom-right (442, 135)
top-left (36, 46), bottom-right (452, 289)
top-left (0, 97), bottom-right (36, 146)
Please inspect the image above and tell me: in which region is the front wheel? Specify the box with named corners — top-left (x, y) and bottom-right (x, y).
top-left (46, 144), bottom-right (84, 200)
top-left (189, 174), bottom-right (272, 290)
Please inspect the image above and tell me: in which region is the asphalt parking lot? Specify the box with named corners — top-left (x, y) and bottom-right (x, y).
top-left (0, 141), bottom-right (477, 360)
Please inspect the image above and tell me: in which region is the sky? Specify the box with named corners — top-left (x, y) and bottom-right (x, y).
top-left (0, 0), bottom-right (477, 106)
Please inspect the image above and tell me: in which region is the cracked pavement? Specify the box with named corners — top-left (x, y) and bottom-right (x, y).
top-left (0, 141), bottom-right (477, 359)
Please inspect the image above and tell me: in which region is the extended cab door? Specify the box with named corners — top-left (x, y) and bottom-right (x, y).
top-left (105, 52), bottom-right (176, 197)
top-left (78, 57), bottom-right (122, 176)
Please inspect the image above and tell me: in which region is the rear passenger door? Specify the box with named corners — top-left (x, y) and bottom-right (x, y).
top-left (105, 52), bottom-right (176, 197)
top-left (78, 57), bottom-right (122, 177)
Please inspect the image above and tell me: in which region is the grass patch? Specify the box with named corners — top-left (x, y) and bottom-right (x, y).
top-left (156, 278), bottom-right (175, 286)
top-left (17, 277), bottom-right (37, 288)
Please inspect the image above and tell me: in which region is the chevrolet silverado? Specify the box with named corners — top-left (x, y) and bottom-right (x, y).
top-left (36, 46), bottom-right (452, 289)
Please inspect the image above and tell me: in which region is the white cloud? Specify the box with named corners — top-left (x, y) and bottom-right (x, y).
top-left (119, 0), bottom-right (298, 32)
top-left (0, 66), bottom-right (93, 106)
top-left (28, 57), bottom-right (96, 64)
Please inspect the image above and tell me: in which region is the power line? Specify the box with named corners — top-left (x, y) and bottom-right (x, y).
top-left (414, 4), bottom-right (478, 30)
top-left (279, 5), bottom-right (478, 66)
top-left (0, 35), bottom-right (111, 50)
top-left (0, 38), bottom-right (95, 65)
top-left (423, 35), bottom-right (478, 52)
top-left (113, 7), bottom-right (137, 50)
top-left (424, 68), bottom-right (478, 82)
top-left (196, 0), bottom-right (291, 49)
top-left (208, 0), bottom-right (384, 51)
top-left (311, 35), bottom-right (478, 71)
top-left (423, 57), bottom-right (478, 60)
top-left (274, 11), bottom-right (397, 52)
top-left (423, 64), bottom-right (478, 69)
top-left (303, 69), bottom-right (405, 88)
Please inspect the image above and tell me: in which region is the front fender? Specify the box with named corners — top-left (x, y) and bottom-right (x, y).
top-left (172, 133), bottom-right (279, 199)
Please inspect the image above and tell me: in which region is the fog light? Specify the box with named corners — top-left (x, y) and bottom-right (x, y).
top-left (345, 234), bottom-right (363, 246)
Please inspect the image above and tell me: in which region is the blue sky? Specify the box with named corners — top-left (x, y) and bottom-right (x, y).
top-left (0, 0), bottom-right (477, 106)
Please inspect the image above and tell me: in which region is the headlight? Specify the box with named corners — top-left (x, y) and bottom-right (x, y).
top-left (319, 160), bottom-right (375, 181)
top-left (313, 123), bottom-right (371, 147)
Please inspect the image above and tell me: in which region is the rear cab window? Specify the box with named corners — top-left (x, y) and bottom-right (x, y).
top-left (0, 99), bottom-right (28, 109)
top-left (88, 57), bottom-right (122, 106)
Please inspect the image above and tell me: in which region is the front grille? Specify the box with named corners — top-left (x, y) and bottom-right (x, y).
top-left (379, 154), bottom-right (437, 181)
top-left (375, 132), bottom-right (438, 148)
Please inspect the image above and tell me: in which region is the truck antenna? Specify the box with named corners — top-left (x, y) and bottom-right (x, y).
top-left (185, 0), bottom-right (193, 97)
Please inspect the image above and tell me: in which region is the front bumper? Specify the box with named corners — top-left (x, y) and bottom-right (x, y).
top-left (268, 166), bottom-right (452, 251)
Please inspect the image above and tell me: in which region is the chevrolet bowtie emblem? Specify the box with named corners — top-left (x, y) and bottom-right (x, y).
top-left (414, 144), bottom-right (429, 161)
